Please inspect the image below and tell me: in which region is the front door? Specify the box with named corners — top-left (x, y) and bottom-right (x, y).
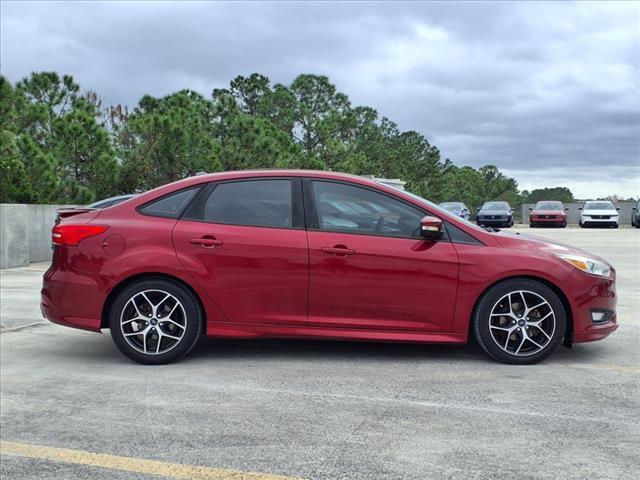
top-left (306, 180), bottom-right (459, 331)
top-left (173, 178), bottom-right (309, 326)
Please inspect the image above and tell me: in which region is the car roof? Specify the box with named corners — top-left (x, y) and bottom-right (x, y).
top-left (135, 170), bottom-right (389, 202)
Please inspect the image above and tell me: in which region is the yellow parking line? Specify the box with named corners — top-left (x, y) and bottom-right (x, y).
top-left (0, 441), bottom-right (303, 480)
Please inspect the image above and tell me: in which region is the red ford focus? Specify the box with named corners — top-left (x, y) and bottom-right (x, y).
top-left (42, 170), bottom-right (617, 365)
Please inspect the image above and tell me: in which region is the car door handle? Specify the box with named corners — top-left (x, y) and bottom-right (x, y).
top-left (189, 237), bottom-right (223, 248)
top-left (321, 246), bottom-right (355, 256)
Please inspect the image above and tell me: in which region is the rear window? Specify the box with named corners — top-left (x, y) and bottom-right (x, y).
top-left (200, 179), bottom-right (293, 228)
top-left (138, 187), bottom-right (200, 219)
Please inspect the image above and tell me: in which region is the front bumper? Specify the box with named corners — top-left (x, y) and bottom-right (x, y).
top-left (568, 269), bottom-right (618, 343)
top-left (477, 217), bottom-right (511, 226)
top-left (531, 216), bottom-right (565, 224)
top-left (581, 216), bottom-right (618, 226)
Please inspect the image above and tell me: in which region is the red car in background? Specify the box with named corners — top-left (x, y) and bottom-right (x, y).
top-left (529, 201), bottom-right (568, 228)
top-left (42, 170), bottom-right (617, 365)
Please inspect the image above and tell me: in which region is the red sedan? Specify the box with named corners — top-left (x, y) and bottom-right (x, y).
top-left (529, 201), bottom-right (568, 228)
top-left (42, 170), bottom-right (617, 365)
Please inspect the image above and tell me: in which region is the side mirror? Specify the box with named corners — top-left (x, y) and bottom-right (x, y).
top-left (616, 207), bottom-right (620, 211)
top-left (476, 207), bottom-right (480, 212)
top-left (420, 216), bottom-right (443, 240)
top-left (565, 208), bottom-right (569, 211)
top-left (633, 207), bottom-right (638, 211)
top-left (578, 208), bottom-right (583, 211)
top-left (510, 208), bottom-right (515, 212)
top-left (528, 207), bottom-right (533, 211)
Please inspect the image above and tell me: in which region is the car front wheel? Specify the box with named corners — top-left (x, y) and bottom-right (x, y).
top-left (109, 278), bottom-right (203, 365)
top-left (473, 279), bottom-right (566, 365)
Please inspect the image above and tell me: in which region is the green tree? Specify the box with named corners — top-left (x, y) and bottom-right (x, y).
top-left (0, 76), bottom-right (33, 202)
top-left (53, 97), bottom-right (119, 203)
top-left (525, 187), bottom-right (574, 204)
top-left (120, 90), bottom-right (222, 191)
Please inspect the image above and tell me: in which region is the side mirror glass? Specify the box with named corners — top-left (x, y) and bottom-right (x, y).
top-left (565, 208), bottom-right (569, 211)
top-left (420, 215), bottom-right (443, 240)
top-left (528, 207), bottom-right (533, 211)
top-left (578, 208), bottom-right (583, 210)
top-left (616, 207), bottom-right (620, 211)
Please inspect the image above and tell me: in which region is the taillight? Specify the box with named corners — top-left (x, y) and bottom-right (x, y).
top-left (52, 224), bottom-right (109, 246)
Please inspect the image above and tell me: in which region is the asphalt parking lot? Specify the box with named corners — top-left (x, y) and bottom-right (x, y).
top-left (1, 226), bottom-right (638, 480)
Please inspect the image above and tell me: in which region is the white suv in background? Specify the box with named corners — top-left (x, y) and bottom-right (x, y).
top-left (579, 201), bottom-right (620, 228)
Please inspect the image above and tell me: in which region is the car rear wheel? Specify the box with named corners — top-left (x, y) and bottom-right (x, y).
top-left (473, 279), bottom-right (566, 365)
top-left (109, 278), bottom-right (203, 365)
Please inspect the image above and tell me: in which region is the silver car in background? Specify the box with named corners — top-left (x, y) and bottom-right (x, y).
top-left (438, 202), bottom-right (470, 220)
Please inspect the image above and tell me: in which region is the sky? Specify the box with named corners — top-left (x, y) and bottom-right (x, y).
top-left (2, 1), bottom-right (639, 199)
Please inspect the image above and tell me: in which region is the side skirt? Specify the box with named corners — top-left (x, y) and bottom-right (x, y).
top-left (205, 322), bottom-right (468, 344)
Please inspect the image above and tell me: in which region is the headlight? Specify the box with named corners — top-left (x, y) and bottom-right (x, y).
top-left (556, 254), bottom-right (611, 278)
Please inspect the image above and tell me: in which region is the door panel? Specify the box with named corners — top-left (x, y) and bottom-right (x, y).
top-left (172, 178), bottom-right (308, 326)
top-left (305, 179), bottom-right (459, 332)
top-left (307, 231), bottom-right (459, 331)
top-left (174, 221), bottom-right (309, 326)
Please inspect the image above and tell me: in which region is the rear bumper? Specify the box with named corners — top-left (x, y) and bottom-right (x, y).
top-left (41, 261), bottom-right (104, 332)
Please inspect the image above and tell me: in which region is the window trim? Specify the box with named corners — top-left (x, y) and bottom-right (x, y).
top-left (137, 185), bottom-right (203, 219)
top-left (179, 177), bottom-right (304, 231)
top-left (303, 178), bottom-right (451, 242)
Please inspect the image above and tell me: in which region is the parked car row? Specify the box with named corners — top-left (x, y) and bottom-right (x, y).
top-left (437, 198), bottom-right (639, 229)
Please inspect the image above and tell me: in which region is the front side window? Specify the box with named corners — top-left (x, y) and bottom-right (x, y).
top-left (139, 187), bottom-right (200, 219)
top-left (312, 181), bottom-right (424, 237)
top-left (202, 179), bottom-right (293, 228)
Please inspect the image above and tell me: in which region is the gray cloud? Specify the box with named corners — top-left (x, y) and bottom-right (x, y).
top-left (2, 0), bottom-right (639, 197)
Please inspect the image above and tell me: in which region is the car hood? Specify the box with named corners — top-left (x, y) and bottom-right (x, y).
top-left (582, 209), bottom-right (618, 216)
top-left (493, 230), bottom-right (608, 264)
top-left (531, 209), bottom-right (565, 215)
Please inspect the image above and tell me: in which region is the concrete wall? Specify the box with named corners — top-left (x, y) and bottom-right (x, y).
top-left (0, 204), bottom-right (77, 269)
top-left (521, 202), bottom-right (637, 225)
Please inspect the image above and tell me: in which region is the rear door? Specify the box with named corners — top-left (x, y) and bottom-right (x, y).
top-left (305, 179), bottom-right (459, 332)
top-left (172, 178), bottom-right (309, 326)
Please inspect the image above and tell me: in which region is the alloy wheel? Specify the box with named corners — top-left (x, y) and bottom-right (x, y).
top-left (488, 290), bottom-right (556, 357)
top-left (120, 289), bottom-right (187, 355)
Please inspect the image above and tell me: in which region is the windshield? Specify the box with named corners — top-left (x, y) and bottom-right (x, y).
top-left (482, 202), bottom-right (510, 211)
top-left (534, 201), bottom-right (563, 211)
top-left (584, 202), bottom-right (614, 210)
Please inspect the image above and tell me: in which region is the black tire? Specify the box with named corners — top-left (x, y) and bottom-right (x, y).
top-left (472, 278), bottom-right (566, 365)
top-left (109, 278), bottom-right (203, 365)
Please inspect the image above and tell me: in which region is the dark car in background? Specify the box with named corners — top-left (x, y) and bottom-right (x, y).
top-left (529, 201), bottom-right (567, 228)
top-left (438, 202), bottom-right (470, 220)
top-left (476, 201), bottom-right (514, 228)
top-left (632, 200), bottom-right (640, 228)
